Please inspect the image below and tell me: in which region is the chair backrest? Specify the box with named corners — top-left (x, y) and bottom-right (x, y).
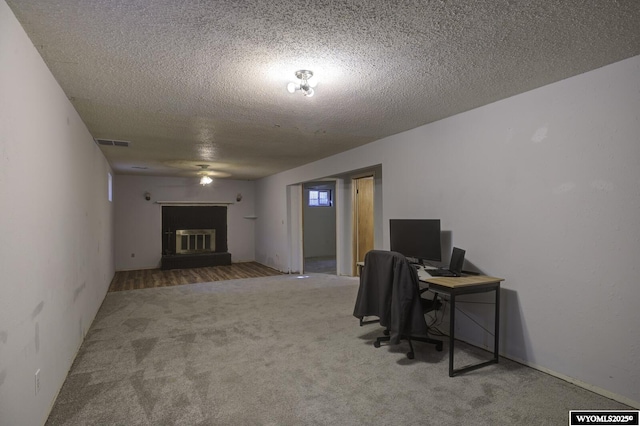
top-left (353, 250), bottom-right (428, 343)
top-left (353, 250), bottom-right (402, 320)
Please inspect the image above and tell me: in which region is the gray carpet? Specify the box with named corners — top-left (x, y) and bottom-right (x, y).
top-left (46, 274), bottom-right (629, 425)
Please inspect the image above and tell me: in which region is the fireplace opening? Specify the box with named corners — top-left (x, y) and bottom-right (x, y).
top-left (176, 229), bottom-right (216, 254)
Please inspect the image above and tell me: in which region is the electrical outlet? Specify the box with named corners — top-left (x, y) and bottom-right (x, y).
top-left (35, 369), bottom-right (41, 395)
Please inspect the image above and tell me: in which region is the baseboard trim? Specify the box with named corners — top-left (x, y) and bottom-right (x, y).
top-left (503, 354), bottom-right (639, 409)
top-left (115, 266), bottom-right (158, 272)
top-left (450, 335), bottom-right (639, 409)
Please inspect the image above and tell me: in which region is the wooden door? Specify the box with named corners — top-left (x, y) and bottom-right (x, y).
top-left (353, 176), bottom-right (374, 274)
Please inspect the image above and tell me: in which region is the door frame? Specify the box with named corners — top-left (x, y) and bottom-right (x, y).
top-left (285, 167), bottom-right (380, 277)
top-left (352, 174), bottom-right (375, 275)
top-left (286, 184), bottom-right (303, 274)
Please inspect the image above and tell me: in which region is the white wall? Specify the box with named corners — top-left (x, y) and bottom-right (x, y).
top-left (114, 175), bottom-right (255, 270)
top-left (0, 2), bottom-right (115, 424)
top-left (255, 55), bottom-right (640, 407)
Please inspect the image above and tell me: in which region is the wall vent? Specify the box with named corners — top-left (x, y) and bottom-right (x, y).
top-left (95, 138), bottom-right (130, 147)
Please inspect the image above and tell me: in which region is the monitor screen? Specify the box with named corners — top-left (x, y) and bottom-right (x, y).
top-left (389, 219), bottom-right (441, 263)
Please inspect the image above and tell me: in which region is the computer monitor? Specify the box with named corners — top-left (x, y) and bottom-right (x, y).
top-left (389, 219), bottom-right (441, 264)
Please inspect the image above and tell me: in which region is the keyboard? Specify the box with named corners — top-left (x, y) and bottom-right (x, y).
top-left (427, 268), bottom-right (458, 277)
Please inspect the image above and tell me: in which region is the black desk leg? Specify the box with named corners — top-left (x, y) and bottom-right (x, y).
top-left (449, 284), bottom-right (501, 377)
top-left (493, 287), bottom-right (500, 363)
top-left (449, 294), bottom-right (456, 377)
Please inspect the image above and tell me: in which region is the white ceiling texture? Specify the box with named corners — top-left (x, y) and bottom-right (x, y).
top-left (7, 1), bottom-right (640, 180)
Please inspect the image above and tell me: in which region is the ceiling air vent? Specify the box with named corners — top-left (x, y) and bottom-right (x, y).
top-left (95, 138), bottom-right (130, 147)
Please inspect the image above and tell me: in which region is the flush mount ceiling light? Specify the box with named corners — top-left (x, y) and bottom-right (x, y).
top-left (197, 164), bottom-right (213, 185)
top-left (287, 70), bottom-right (317, 97)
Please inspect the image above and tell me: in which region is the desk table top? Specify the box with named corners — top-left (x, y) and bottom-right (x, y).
top-left (419, 274), bottom-right (504, 288)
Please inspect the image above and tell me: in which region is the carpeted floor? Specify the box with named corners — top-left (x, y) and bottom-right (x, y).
top-left (47, 274), bottom-right (630, 425)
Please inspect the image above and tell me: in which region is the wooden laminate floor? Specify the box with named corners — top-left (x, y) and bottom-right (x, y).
top-left (108, 262), bottom-right (284, 292)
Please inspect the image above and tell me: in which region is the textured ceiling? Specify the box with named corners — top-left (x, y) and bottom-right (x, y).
top-left (7, 0), bottom-right (640, 180)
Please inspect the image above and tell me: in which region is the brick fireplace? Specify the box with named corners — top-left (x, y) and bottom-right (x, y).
top-left (161, 206), bottom-right (231, 270)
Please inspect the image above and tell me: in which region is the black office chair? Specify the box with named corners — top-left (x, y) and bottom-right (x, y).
top-left (374, 289), bottom-right (443, 358)
top-left (353, 250), bottom-right (443, 359)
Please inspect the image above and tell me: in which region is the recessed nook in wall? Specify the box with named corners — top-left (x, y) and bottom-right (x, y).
top-left (107, 173), bottom-right (112, 202)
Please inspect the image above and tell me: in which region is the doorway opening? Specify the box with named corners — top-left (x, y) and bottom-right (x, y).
top-left (303, 181), bottom-right (337, 274)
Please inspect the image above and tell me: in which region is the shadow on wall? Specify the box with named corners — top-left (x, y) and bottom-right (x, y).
top-left (461, 259), bottom-right (483, 275)
top-left (500, 288), bottom-right (527, 360)
top-left (439, 264), bottom-right (527, 362)
top-left (440, 230), bottom-right (453, 266)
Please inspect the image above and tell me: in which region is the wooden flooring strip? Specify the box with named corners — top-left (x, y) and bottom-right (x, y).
top-left (108, 262), bottom-right (284, 293)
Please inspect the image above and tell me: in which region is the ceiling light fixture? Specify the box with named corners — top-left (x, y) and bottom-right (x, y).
top-left (197, 164), bottom-right (213, 185)
top-left (287, 70), bottom-right (317, 97)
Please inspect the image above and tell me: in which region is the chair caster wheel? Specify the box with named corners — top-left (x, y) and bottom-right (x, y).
top-left (374, 341), bottom-right (381, 348)
top-left (407, 352), bottom-right (414, 360)
top-left (436, 342), bottom-right (443, 352)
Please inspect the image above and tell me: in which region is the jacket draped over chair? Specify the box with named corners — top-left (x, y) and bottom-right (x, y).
top-left (353, 250), bottom-right (429, 344)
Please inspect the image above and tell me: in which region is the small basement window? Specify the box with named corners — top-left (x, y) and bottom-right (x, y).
top-left (308, 189), bottom-right (331, 207)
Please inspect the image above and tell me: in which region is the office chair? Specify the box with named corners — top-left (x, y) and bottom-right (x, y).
top-left (374, 289), bottom-right (443, 358)
top-left (353, 250), bottom-right (443, 359)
